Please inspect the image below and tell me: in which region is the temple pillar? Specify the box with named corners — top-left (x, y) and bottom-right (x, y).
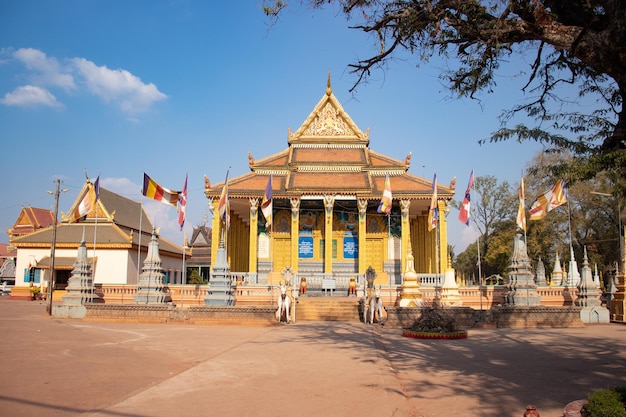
top-left (358, 199), bottom-right (368, 274)
top-left (290, 198), bottom-right (300, 273)
top-left (324, 195), bottom-right (335, 274)
top-left (400, 199), bottom-right (411, 281)
top-left (248, 198), bottom-right (259, 273)
top-left (210, 198), bottom-right (220, 268)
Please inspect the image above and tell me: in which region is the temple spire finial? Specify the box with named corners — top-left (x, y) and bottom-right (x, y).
top-left (326, 70), bottom-right (332, 96)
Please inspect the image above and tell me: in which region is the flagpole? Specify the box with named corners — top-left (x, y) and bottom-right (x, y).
top-left (137, 198), bottom-right (143, 281)
top-left (476, 234), bottom-right (483, 311)
top-left (387, 210), bottom-right (391, 301)
top-left (436, 219), bottom-right (440, 301)
top-left (521, 173), bottom-right (528, 245)
top-left (91, 175), bottom-right (100, 299)
top-left (179, 173), bottom-right (188, 287)
top-left (567, 194), bottom-right (574, 285)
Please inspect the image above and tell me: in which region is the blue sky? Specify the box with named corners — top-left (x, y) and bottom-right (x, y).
top-left (1, 0), bottom-right (547, 253)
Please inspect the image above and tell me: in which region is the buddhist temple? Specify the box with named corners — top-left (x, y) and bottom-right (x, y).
top-left (7, 206), bottom-right (54, 240)
top-left (9, 180), bottom-right (185, 298)
top-left (204, 76), bottom-right (455, 289)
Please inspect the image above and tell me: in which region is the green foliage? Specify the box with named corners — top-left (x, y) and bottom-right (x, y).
top-left (451, 175), bottom-right (516, 280)
top-left (263, 0), bottom-right (626, 199)
top-left (187, 270), bottom-right (205, 285)
top-left (453, 151), bottom-right (622, 280)
top-left (582, 387), bottom-right (626, 417)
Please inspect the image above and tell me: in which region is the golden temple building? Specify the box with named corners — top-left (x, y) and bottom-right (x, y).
top-left (205, 76), bottom-right (455, 289)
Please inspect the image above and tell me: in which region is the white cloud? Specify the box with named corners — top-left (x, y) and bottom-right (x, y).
top-left (71, 57), bottom-right (167, 114)
top-left (460, 223), bottom-right (479, 248)
top-left (3, 48), bottom-right (166, 116)
top-left (101, 177), bottom-right (140, 196)
top-left (0, 85), bottom-right (62, 108)
top-left (13, 48), bottom-right (75, 90)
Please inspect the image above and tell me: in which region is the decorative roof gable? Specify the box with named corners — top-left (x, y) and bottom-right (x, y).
top-left (62, 180), bottom-right (153, 234)
top-left (288, 73), bottom-right (368, 145)
top-left (9, 207), bottom-right (54, 238)
top-left (205, 74), bottom-right (455, 205)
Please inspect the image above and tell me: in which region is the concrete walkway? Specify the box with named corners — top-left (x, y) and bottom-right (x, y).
top-left (2, 298), bottom-right (626, 417)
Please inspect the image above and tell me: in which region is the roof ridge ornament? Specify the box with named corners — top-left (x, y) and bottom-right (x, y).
top-left (326, 70), bottom-right (332, 96)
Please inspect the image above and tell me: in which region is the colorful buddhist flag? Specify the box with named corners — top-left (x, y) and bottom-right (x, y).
top-left (377, 174), bottom-right (392, 214)
top-left (142, 173), bottom-right (180, 208)
top-left (529, 179), bottom-right (568, 221)
top-left (73, 176), bottom-right (99, 220)
top-left (178, 174), bottom-right (188, 231)
top-left (428, 172), bottom-right (439, 231)
top-left (93, 176), bottom-right (100, 202)
top-left (516, 177), bottom-right (526, 232)
top-left (261, 174), bottom-right (273, 228)
top-left (218, 170), bottom-right (230, 229)
top-left (458, 170), bottom-right (474, 226)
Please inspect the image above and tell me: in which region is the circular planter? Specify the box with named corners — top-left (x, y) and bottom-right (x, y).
top-left (402, 329), bottom-right (468, 340)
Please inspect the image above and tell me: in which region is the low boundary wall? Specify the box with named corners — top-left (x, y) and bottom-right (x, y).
top-left (84, 304), bottom-right (277, 325)
top-left (384, 305), bottom-right (585, 329)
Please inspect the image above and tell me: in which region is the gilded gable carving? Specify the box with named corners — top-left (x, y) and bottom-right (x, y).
top-left (304, 103), bottom-right (354, 137)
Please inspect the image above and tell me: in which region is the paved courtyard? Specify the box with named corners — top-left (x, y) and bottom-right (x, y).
top-left (1, 298), bottom-right (626, 417)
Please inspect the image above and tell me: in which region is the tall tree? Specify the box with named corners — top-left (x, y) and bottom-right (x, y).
top-left (524, 151), bottom-right (621, 285)
top-left (451, 175), bottom-right (516, 280)
top-left (264, 1), bottom-right (626, 195)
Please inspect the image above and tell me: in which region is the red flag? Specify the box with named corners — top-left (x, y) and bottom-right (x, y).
top-left (458, 170), bottom-right (474, 226)
top-left (178, 174), bottom-right (188, 231)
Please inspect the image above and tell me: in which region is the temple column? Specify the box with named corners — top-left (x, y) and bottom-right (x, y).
top-left (290, 198), bottom-right (300, 273)
top-left (324, 195), bottom-right (335, 274)
top-left (400, 199), bottom-right (411, 282)
top-left (248, 198), bottom-right (259, 274)
top-left (210, 198), bottom-right (220, 267)
top-left (358, 199), bottom-right (368, 274)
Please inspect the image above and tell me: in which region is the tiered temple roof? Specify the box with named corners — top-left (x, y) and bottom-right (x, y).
top-left (205, 75), bottom-right (454, 211)
top-left (9, 182), bottom-right (183, 258)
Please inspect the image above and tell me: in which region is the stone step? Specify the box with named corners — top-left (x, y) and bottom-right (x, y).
top-left (295, 297), bottom-right (361, 322)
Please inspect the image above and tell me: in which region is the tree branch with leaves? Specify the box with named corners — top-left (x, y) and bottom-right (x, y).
top-left (264, 0), bottom-right (625, 195)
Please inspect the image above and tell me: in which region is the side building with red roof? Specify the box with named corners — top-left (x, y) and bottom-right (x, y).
top-left (8, 180), bottom-right (186, 299)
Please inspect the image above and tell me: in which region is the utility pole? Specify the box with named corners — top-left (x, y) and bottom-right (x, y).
top-left (46, 179), bottom-right (61, 316)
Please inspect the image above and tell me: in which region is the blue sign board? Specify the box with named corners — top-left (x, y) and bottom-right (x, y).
top-left (298, 236), bottom-right (314, 258)
top-left (343, 235), bottom-right (358, 259)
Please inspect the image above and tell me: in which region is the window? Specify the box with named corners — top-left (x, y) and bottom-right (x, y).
top-left (24, 268), bottom-right (41, 284)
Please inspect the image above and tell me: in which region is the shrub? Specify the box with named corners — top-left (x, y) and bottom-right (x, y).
top-left (582, 387), bottom-right (626, 417)
top-left (405, 306), bottom-right (459, 333)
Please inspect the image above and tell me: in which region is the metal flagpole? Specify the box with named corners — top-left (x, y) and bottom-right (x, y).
top-left (137, 198), bottom-right (143, 281)
top-left (388, 212), bottom-right (392, 305)
top-left (476, 233), bottom-right (483, 311)
top-left (566, 187), bottom-right (575, 286)
top-left (91, 182), bottom-right (98, 300)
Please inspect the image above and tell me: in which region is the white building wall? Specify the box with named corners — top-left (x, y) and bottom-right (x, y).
top-left (15, 247), bottom-right (183, 286)
top-left (15, 248), bottom-right (50, 287)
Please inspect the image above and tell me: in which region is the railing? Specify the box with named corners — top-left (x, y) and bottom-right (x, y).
top-left (62, 282), bottom-right (585, 309)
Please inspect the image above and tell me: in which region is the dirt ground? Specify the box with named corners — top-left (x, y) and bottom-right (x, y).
top-left (1, 298), bottom-right (626, 417)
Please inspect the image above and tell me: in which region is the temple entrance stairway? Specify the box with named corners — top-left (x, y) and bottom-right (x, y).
top-left (295, 296), bottom-right (361, 322)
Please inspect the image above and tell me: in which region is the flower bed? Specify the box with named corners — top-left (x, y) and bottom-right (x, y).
top-left (402, 329), bottom-right (468, 340)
